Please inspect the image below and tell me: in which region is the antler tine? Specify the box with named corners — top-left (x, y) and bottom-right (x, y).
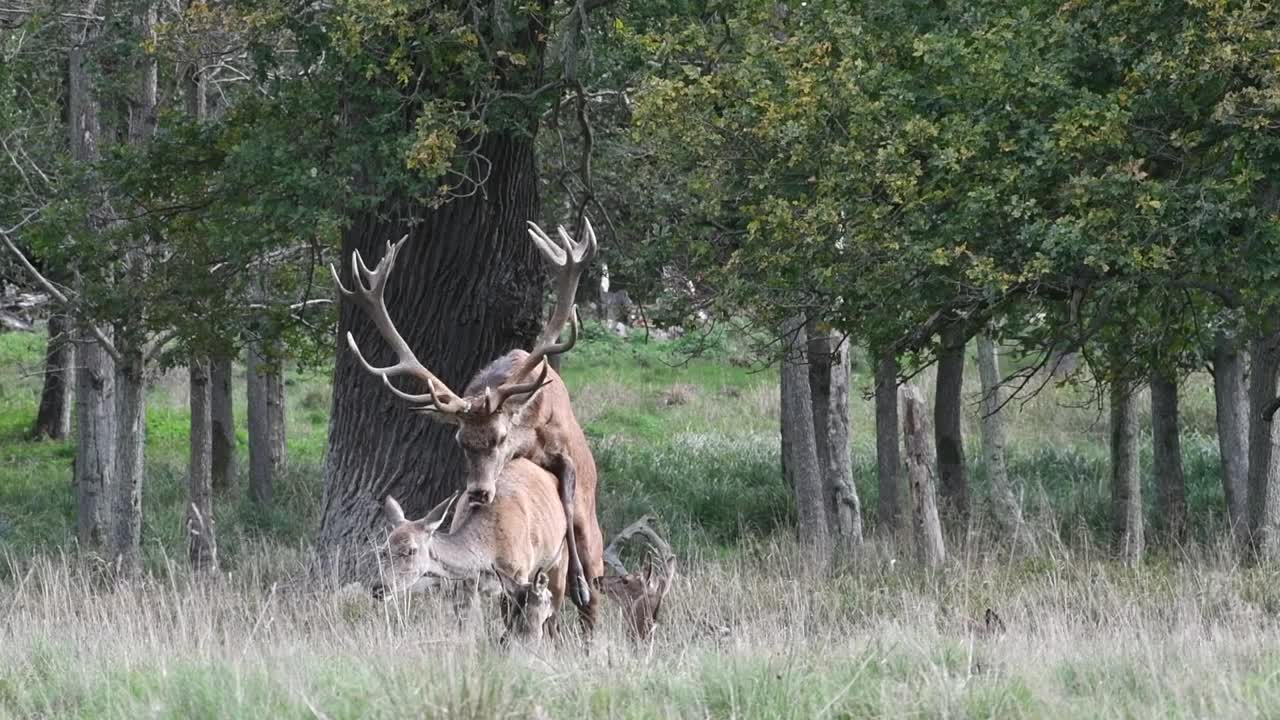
top-left (527, 221), bottom-right (568, 265)
top-left (333, 236), bottom-right (469, 417)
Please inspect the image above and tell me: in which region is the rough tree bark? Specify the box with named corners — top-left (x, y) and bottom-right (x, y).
top-left (187, 361), bottom-right (217, 572)
top-left (807, 325), bottom-right (862, 547)
top-left (1110, 381), bottom-right (1143, 566)
top-left (1247, 329), bottom-right (1280, 562)
top-left (975, 334), bottom-right (1034, 552)
top-left (210, 357), bottom-right (235, 491)
top-left (1214, 332), bottom-right (1250, 546)
top-left (315, 137), bottom-right (547, 573)
top-left (874, 348), bottom-right (903, 533)
top-left (31, 313), bottom-right (74, 440)
top-left (901, 384), bottom-right (946, 568)
top-left (75, 334), bottom-right (114, 549)
top-left (68, 5), bottom-right (115, 548)
top-left (780, 315), bottom-right (831, 566)
top-left (935, 324), bottom-right (969, 523)
top-left (1151, 371), bottom-right (1188, 543)
top-left (246, 341), bottom-right (285, 507)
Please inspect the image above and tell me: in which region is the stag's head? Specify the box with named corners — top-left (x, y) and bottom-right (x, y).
top-left (333, 219), bottom-right (597, 507)
top-left (371, 493), bottom-right (456, 599)
top-left (496, 567), bottom-right (555, 643)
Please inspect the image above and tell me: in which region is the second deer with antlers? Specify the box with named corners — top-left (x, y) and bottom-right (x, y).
top-left (332, 218), bottom-right (604, 626)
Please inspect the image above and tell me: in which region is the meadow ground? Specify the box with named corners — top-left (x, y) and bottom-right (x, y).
top-left (1, 323), bottom-right (1276, 718)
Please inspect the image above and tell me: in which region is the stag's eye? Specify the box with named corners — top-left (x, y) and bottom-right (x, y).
top-left (398, 547), bottom-right (416, 557)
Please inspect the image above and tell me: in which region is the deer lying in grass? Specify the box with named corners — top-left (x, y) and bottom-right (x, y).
top-left (597, 515), bottom-right (677, 643)
top-left (334, 219), bottom-right (603, 627)
top-left (372, 458), bottom-right (570, 643)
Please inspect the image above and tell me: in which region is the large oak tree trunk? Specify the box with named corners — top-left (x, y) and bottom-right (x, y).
top-left (1111, 382), bottom-right (1143, 566)
top-left (187, 361), bottom-right (217, 572)
top-left (874, 349), bottom-right (903, 533)
top-left (975, 334), bottom-right (1034, 552)
top-left (1151, 371), bottom-right (1188, 543)
top-left (780, 316), bottom-right (830, 566)
top-left (31, 314), bottom-right (74, 440)
top-left (1214, 333), bottom-right (1250, 546)
top-left (210, 356), bottom-right (235, 491)
top-left (902, 384), bottom-right (945, 568)
top-left (1247, 329), bottom-right (1280, 562)
top-left (315, 136), bottom-right (545, 576)
top-left (807, 327), bottom-right (862, 547)
top-left (935, 324), bottom-right (969, 524)
top-left (247, 341), bottom-right (285, 507)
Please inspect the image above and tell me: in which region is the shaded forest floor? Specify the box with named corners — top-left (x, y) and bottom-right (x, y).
top-left (1, 322), bottom-right (1272, 718)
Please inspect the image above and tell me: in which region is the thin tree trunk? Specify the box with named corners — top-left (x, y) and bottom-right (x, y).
top-left (108, 352), bottom-right (146, 577)
top-left (902, 384), bottom-right (946, 568)
top-left (1151, 371), bottom-right (1188, 543)
top-left (210, 356), bottom-right (235, 491)
top-left (781, 316), bottom-right (831, 566)
top-left (935, 324), bottom-right (969, 523)
top-left (316, 135), bottom-right (547, 578)
top-left (1247, 329), bottom-right (1280, 562)
top-left (31, 313), bottom-right (74, 440)
top-left (975, 335), bottom-right (1034, 552)
top-left (807, 326), bottom-right (862, 546)
top-left (75, 332), bottom-right (114, 549)
top-left (875, 348), bottom-right (903, 533)
top-left (187, 360), bottom-right (217, 572)
top-left (1214, 332), bottom-right (1250, 546)
top-left (247, 342), bottom-right (285, 507)
top-left (1111, 381), bottom-right (1143, 566)
top-left (68, 10), bottom-right (113, 548)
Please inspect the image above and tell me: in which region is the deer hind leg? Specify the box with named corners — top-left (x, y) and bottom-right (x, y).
top-left (552, 452), bottom-right (591, 611)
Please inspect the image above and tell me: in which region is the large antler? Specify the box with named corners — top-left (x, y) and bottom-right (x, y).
top-left (497, 216), bottom-right (598, 396)
top-left (330, 236), bottom-right (471, 416)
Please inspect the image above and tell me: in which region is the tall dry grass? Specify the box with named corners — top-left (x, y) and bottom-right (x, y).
top-left (3, 536), bottom-right (1279, 719)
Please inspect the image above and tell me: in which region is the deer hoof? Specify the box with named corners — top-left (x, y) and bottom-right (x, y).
top-left (573, 576), bottom-right (591, 607)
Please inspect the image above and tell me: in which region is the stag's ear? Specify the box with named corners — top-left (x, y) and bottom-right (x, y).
top-left (416, 492), bottom-right (458, 533)
top-left (532, 570), bottom-right (550, 596)
top-left (383, 496), bottom-right (407, 526)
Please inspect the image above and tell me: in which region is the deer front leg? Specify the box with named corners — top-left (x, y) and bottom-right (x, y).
top-left (552, 452), bottom-right (591, 611)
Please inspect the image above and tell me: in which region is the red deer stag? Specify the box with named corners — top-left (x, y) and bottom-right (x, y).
top-left (373, 458), bottom-right (570, 642)
top-left (332, 219), bottom-right (604, 626)
top-left (598, 515), bottom-right (676, 642)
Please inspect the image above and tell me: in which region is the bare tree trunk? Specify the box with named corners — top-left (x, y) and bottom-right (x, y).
top-left (31, 314), bottom-right (74, 440)
top-left (187, 361), bottom-right (217, 572)
top-left (68, 10), bottom-right (113, 548)
top-left (1111, 382), bottom-right (1143, 566)
top-left (1151, 371), bottom-right (1188, 543)
top-left (874, 349), bottom-right (903, 533)
top-left (1247, 329), bottom-right (1280, 562)
top-left (210, 357), bottom-right (235, 491)
top-left (975, 335), bottom-right (1034, 552)
top-left (1214, 332), bottom-right (1250, 546)
top-left (247, 342), bottom-right (285, 507)
top-left (108, 352), bottom-right (146, 577)
top-left (935, 324), bottom-right (969, 523)
top-left (807, 327), bottom-right (862, 546)
top-left (902, 384), bottom-right (945, 568)
top-left (75, 332), bottom-right (114, 549)
top-left (780, 315), bottom-right (830, 566)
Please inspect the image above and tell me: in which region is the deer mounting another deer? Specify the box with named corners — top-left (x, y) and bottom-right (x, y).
top-left (333, 218), bottom-right (605, 628)
top-left (372, 458), bottom-right (571, 642)
top-left (597, 515), bottom-right (677, 643)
